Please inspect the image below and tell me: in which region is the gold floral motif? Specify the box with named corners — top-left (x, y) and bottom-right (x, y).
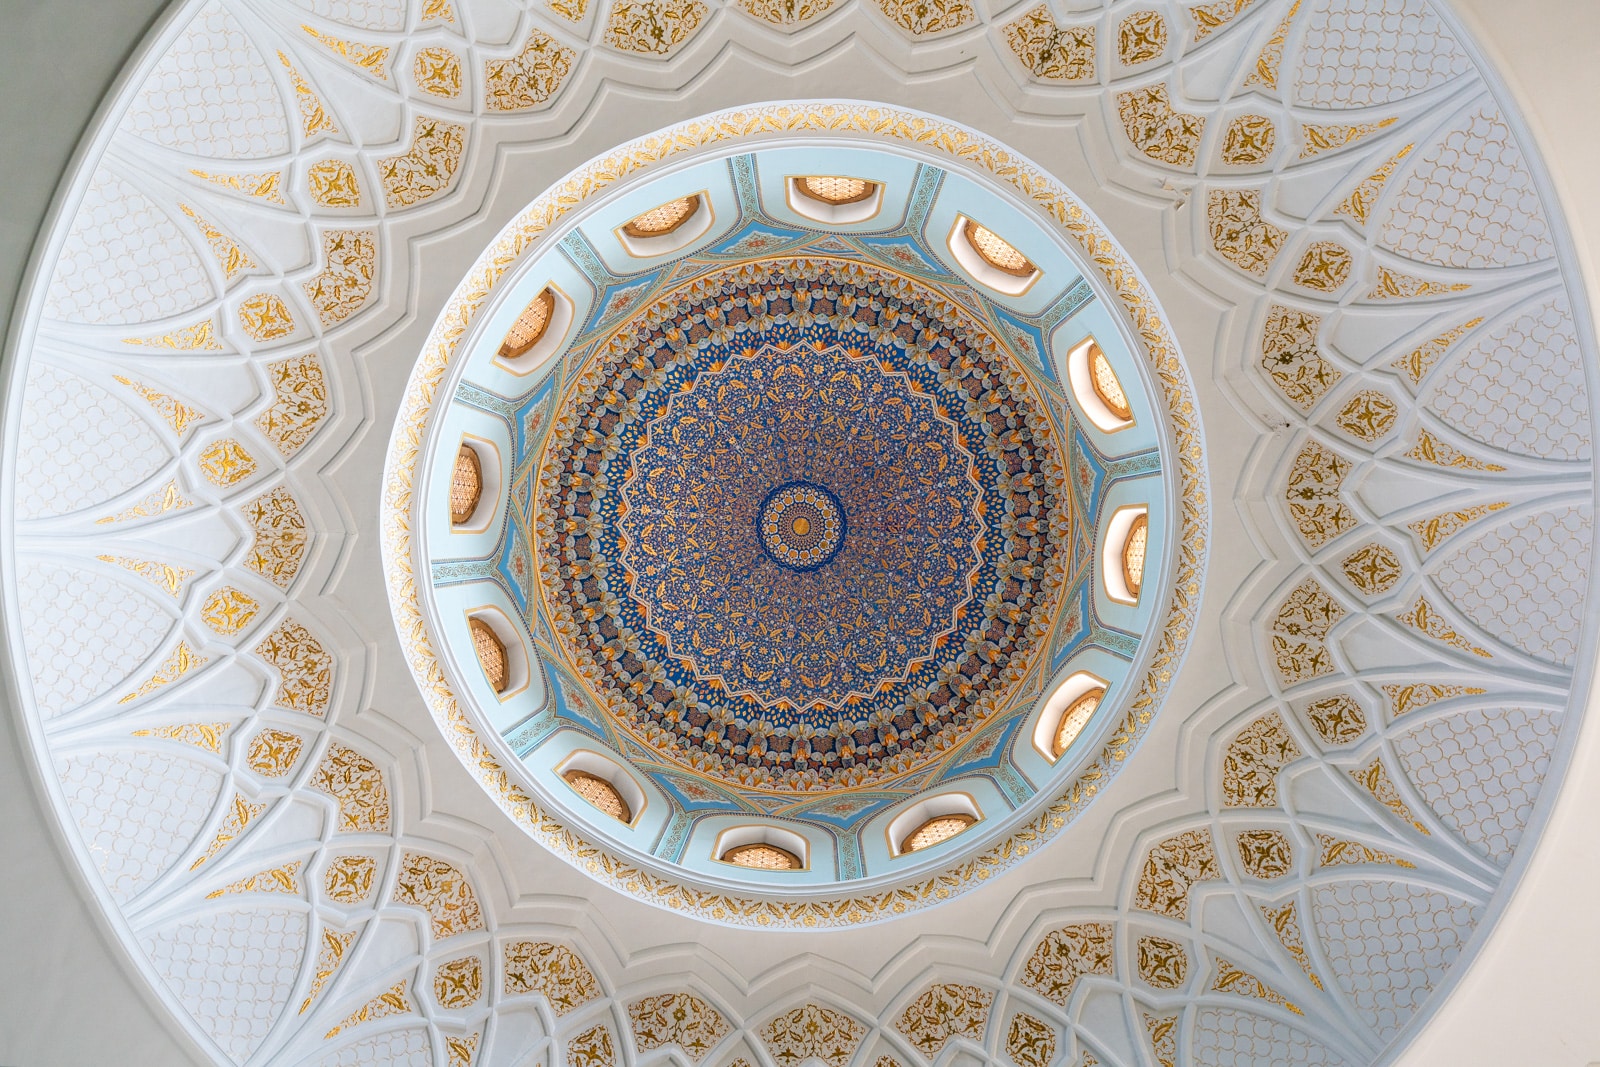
top-left (895, 983), bottom-right (992, 1056)
top-left (1221, 114), bottom-right (1275, 165)
top-left (629, 993), bottom-right (730, 1061)
top-left (97, 480), bottom-right (194, 525)
top-left (1352, 758), bottom-right (1430, 835)
top-left (1134, 828), bottom-right (1219, 919)
top-left (434, 956), bottom-right (483, 1008)
top-left (201, 586), bottom-right (260, 636)
top-left (308, 159), bottom-right (361, 207)
top-left (242, 486), bottom-right (309, 588)
top-left (245, 728), bottom-right (305, 778)
top-left (761, 1004), bottom-right (866, 1067)
top-left (121, 317), bottom-right (224, 351)
top-left (1005, 1014), bottom-right (1057, 1067)
top-left (1135, 936), bottom-right (1189, 989)
top-left (191, 168), bottom-right (285, 205)
top-left (1118, 85), bottom-right (1206, 168)
top-left (1236, 829), bottom-right (1293, 879)
top-left (567, 1024), bottom-right (616, 1067)
top-left (199, 438), bottom-right (258, 487)
top-left (1405, 429), bottom-right (1504, 472)
top-left (1292, 240), bottom-right (1353, 292)
top-left (99, 554), bottom-right (194, 598)
top-left (113, 376), bottom-right (204, 436)
top-left (278, 52), bottom-right (337, 137)
top-left (1408, 502), bottom-right (1509, 554)
top-left (1211, 956), bottom-right (1301, 1014)
top-left (299, 928), bottom-right (356, 1013)
top-left (325, 979), bottom-right (412, 1039)
top-left (414, 46), bottom-right (461, 98)
top-left (1301, 692), bottom-right (1366, 745)
top-left (1335, 146), bottom-right (1413, 225)
top-left (1397, 596), bottom-right (1492, 658)
top-left (1383, 682), bottom-right (1487, 719)
top-left (131, 721), bottom-right (230, 752)
top-left (1222, 711), bottom-right (1302, 807)
top-left (324, 855), bottom-right (378, 902)
top-left (1261, 901), bottom-right (1323, 990)
top-left (872, 0), bottom-right (972, 36)
top-left (502, 942), bottom-right (599, 1013)
top-left (1366, 264), bottom-right (1469, 299)
top-left (1300, 118), bottom-right (1397, 159)
top-left (1003, 8), bottom-right (1094, 81)
top-left (302, 229), bottom-right (376, 325)
top-left (180, 204), bottom-right (258, 282)
top-left (1242, 0), bottom-right (1298, 89)
top-left (1209, 188), bottom-right (1285, 275)
top-left (1143, 1013), bottom-right (1177, 1067)
top-left (189, 791), bottom-right (266, 869)
top-left (1340, 543), bottom-right (1401, 596)
top-left (205, 861), bottom-right (302, 898)
top-left (604, 0), bottom-right (710, 53)
top-left (1285, 439), bottom-right (1354, 547)
top-left (1019, 923), bottom-right (1114, 1005)
top-left (422, 0), bottom-right (455, 22)
top-left (380, 116), bottom-right (467, 209)
top-left (1118, 11), bottom-right (1166, 65)
top-left (1187, 0), bottom-right (1254, 41)
top-left (118, 641), bottom-right (207, 704)
top-left (549, 0), bottom-right (591, 20)
top-left (312, 744), bottom-right (391, 832)
top-left (1334, 390), bottom-right (1397, 443)
top-left (1390, 317), bottom-right (1484, 385)
top-left (302, 25), bottom-right (391, 79)
top-left (1316, 833), bottom-right (1416, 869)
top-left (736, 0), bottom-right (837, 25)
top-left (257, 352), bottom-right (329, 457)
top-left (485, 29), bottom-right (574, 111)
top-left (238, 293), bottom-right (296, 341)
top-left (1260, 303), bottom-right (1337, 409)
top-left (447, 1034), bottom-right (479, 1067)
top-left (395, 852), bottom-right (482, 938)
top-left (1272, 577), bottom-right (1345, 686)
top-left (254, 618), bottom-right (332, 715)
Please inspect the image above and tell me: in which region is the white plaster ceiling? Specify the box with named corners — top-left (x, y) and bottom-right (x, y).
top-left (1, 0), bottom-right (1595, 1065)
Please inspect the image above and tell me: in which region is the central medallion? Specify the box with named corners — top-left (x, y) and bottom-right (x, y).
top-left (758, 481), bottom-right (845, 571)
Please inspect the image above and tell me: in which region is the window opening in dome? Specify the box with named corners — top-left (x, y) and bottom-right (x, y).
top-left (902, 812), bottom-right (977, 854)
top-left (796, 176), bottom-right (878, 205)
top-left (721, 842), bottom-right (803, 870)
top-left (563, 769), bottom-right (633, 823)
top-left (1090, 344), bottom-right (1133, 421)
top-left (1123, 513), bottom-right (1149, 600)
top-left (1052, 687), bottom-right (1104, 758)
top-left (622, 195), bottom-right (701, 239)
top-left (963, 219), bottom-right (1035, 277)
top-left (469, 617), bottom-right (509, 693)
top-left (450, 444), bottom-right (482, 525)
top-left (498, 288), bottom-right (557, 360)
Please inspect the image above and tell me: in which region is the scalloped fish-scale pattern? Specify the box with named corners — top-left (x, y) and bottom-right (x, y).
top-left (17, 562), bottom-right (170, 714)
top-left (287, 0), bottom-right (408, 30)
top-left (314, 1027), bottom-right (434, 1066)
top-left (1392, 706), bottom-right (1558, 865)
top-left (1379, 105), bottom-right (1554, 268)
top-left (44, 171), bottom-right (213, 325)
top-left (122, 1), bottom-right (290, 159)
top-left (1310, 880), bottom-right (1480, 1042)
top-left (1428, 298), bottom-right (1590, 461)
top-left (13, 364), bottom-right (170, 519)
top-left (1191, 1008), bottom-right (1350, 1067)
top-left (141, 907), bottom-right (307, 1063)
top-left (1433, 506), bottom-right (1592, 665)
top-left (57, 748), bottom-right (222, 901)
top-left (1293, 0), bottom-right (1471, 109)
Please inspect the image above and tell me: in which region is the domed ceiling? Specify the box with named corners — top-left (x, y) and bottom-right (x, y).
top-left (2, 0), bottom-right (1594, 1065)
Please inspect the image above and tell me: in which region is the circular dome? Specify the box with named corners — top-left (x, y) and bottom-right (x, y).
top-left (391, 107), bottom-right (1190, 912)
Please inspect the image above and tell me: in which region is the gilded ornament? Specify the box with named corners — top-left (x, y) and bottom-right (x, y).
top-left (1019, 923), bottom-right (1114, 1005)
top-left (254, 618), bottom-right (332, 714)
top-left (1187, 0), bottom-right (1254, 41)
top-left (1300, 692), bottom-right (1365, 745)
top-left (131, 721), bottom-right (229, 752)
top-left (96, 480), bottom-right (194, 525)
top-left (446, 1034), bottom-right (479, 1067)
top-left (502, 941), bottom-right (599, 1014)
top-left (1221, 114), bottom-right (1276, 165)
top-left (736, 0), bottom-right (837, 25)
top-left (302, 229), bottom-right (376, 325)
top-left (1209, 188), bottom-right (1285, 275)
top-left (549, 0), bottom-right (591, 20)
top-left (238, 292), bottom-right (296, 342)
top-left (1292, 240), bottom-right (1353, 293)
top-left (1351, 757), bottom-right (1430, 834)
top-left (324, 980), bottom-right (412, 1039)
top-left (1334, 389), bottom-right (1397, 443)
top-left (312, 744), bottom-right (391, 832)
top-left (413, 46), bottom-right (461, 98)
top-left (872, 0), bottom-right (973, 37)
top-left (1143, 1013), bottom-right (1177, 1067)
top-left (484, 29), bottom-right (574, 111)
top-left (1383, 682), bottom-right (1487, 719)
top-left (1366, 265), bottom-right (1470, 299)
top-left (190, 168), bottom-right (285, 205)
top-left (1284, 439), bottom-right (1354, 547)
top-left (1271, 577), bottom-right (1345, 686)
top-left (324, 855), bottom-right (379, 903)
top-left (1396, 596), bottom-right (1492, 657)
top-left (422, 0), bottom-right (455, 21)
top-left (1261, 901), bottom-right (1323, 989)
top-left (1242, 0), bottom-right (1298, 90)
top-left (308, 159), bottom-right (361, 207)
top-left (380, 116), bottom-right (467, 208)
top-left (1300, 117), bottom-right (1397, 159)
top-left (1221, 711), bottom-right (1302, 807)
top-left (1210, 956), bottom-right (1301, 1014)
top-left (205, 861), bottom-right (302, 898)
top-left (1005, 1014), bottom-right (1057, 1067)
top-left (1133, 828), bottom-right (1219, 919)
top-left (1135, 935), bottom-right (1189, 988)
top-left (299, 928), bottom-right (356, 1013)
top-left (1335, 146), bottom-right (1413, 225)
top-left (199, 438), bottom-right (258, 487)
top-left (895, 983), bottom-right (992, 1057)
top-left (179, 205), bottom-right (258, 282)
top-left (1340, 543), bottom-right (1401, 596)
top-left (567, 1024), bottom-right (616, 1067)
top-left (301, 25), bottom-right (391, 80)
top-left (98, 554), bottom-right (194, 598)
top-left (433, 956), bottom-right (483, 1008)
top-left (1003, 7), bottom-right (1094, 82)
top-left (121, 317), bottom-right (224, 351)
top-left (1316, 833), bottom-right (1416, 869)
top-left (256, 352), bottom-right (329, 457)
top-left (1117, 11), bottom-right (1167, 65)
top-left (242, 486), bottom-right (309, 589)
top-left (113, 375), bottom-right (204, 437)
top-left (188, 792), bottom-right (266, 869)
top-left (1236, 828), bottom-right (1293, 879)
top-left (118, 641), bottom-right (207, 704)
top-left (1118, 85), bottom-right (1206, 168)
top-left (278, 52), bottom-right (337, 138)
top-left (1390, 317), bottom-right (1484, 386)
top-left (394, 851), bottom-right (483, 937)
top-left (1407, 502), bottom-right (1508, 554)
top-left (604, 0), bottom-right (710, 53)
top-left (245, 727), bottom-right (305, 778)
top-left (628, 993), bottom-right (730, 1061)
top-left (761, 1004), bottom-right (866, 1067)
top-left (201, 586), bottom-right (260, 636)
